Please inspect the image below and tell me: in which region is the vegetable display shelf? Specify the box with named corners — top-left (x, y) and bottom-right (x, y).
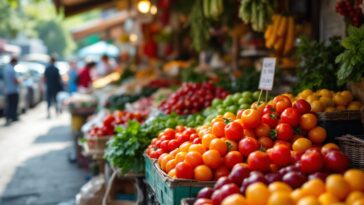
top-left (144, 154), bottom-right (215, 205)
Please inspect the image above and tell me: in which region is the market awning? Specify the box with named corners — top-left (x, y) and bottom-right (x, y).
top-left (71, 11), bottom-right (131, 40)
top-left (53, 0), bottom-right (115, 17)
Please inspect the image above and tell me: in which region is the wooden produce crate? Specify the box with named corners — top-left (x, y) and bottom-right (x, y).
top-left (144, 155), bottom-right (215, 205)
top-left (83, 135), bottom-right (113, 158)
top-left (316, 111), bottom-right (363, 140)
top-left (336, 135), bottom-right (364, 170)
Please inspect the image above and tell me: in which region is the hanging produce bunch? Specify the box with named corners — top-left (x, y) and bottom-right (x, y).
top-left (239, 0), bottom-right (275, 32)
top-left (336, 0), bottom-right (364, 27)
top-left (265, 14), bottom-right (296, 55)
top-left (203, 0), bottom-right (224, 20)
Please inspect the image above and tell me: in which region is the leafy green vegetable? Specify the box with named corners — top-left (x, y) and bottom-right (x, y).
top-left (294, 36), bottom-right (344, 93)
top-left (336, 25), bottom-right (364, 85)
top-left (188, 0), bottom-right (211, 51)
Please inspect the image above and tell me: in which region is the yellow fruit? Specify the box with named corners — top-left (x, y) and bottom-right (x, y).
top-left (292, 138), bottom-right (312, 152)
top-left (311, 100), bottom-right (325, 112)
top-left (297, 196), bottom-right (320, 205)
top-left (307, 95), bottom-right (319, 103)
top-left (300, 89), bottom-right (314, 98)
top-left (320, 96), bottom-right (334, 107)
top-left (348, 101), bottom-right (362, 111)
top-left (268, 182), bottom-right (293, 193)
top-left (268, 191), bottom-right (294, 205)
top-left (326, 174), bottom-right (351, 200)
top-left (291, 189), bottom-right (309, 203)
top-left (341, 90), bottom-right (354, 102)
top-left (344, 169), bottom-right (364, 192)
top-left (352, 199), bottom-right (364, 205)
top-left (334, 94), bottom-right (349, 107)
top-left (324, 107), bottom-right (336, 112)
top-left (336, 105), bottom-right (346, 111)
top-left (222, 193), bottom-right (247, 205)
top-left (246, 182), bottom-right (270, 205)
top-left (346, 191), bottom-right (364, 205)
top-left (318, 89), bottom-right (333, 97)
top-left (319, 192), bottom-right (339, 205)
top-left (302, 179), bottom-right (326, 197)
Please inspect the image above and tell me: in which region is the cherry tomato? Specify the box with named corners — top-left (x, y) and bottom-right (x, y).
top-left (267, 145), bottom-right (292, 167)
top-left (209, 138), bottom-right (228, 156)
top-left (189, 133), bottom-right (199, 142)
top-left (214, 166), bottom-right (230, 180)
top-left (300, 113), bottom-right (317, 130)
top-left (259, 136), bottom-right (274, 149)
top-left (255, 123), bottom-right (271, 138)
top-left (275, 123), bottom-right (294, 142)
top-left (261, 113), bottom-right (279, 129)
top-left (247, 151), bottom-right (271, 173)
top-left (202, 150), bottom-right (222, 169)
top-left (241, 109), bottom-right (261, 129)
top-left (272, 96), bottom-right (292, 114)
top-left (225, 122), bottom-right (244, 141)
top-left (238, 137), bottom-right (260, 157)
top-left (263, 105), bottom-right (276, 114)
top-left (224, 151), bottom-right (243, 169)
top-left (299, 149), bottom-right (324, 174)
top-left (175, 161), bottom-right (194, 179)
top-left (163, 128), bottom-right (176, 139)
top-left (212, 121), bottom-right (226, 138)
top-left (323, 150), bottom-right (349, 173)
top-left (280, 108), bottom-right (300, 126)
top-left (293, 99), bottom-right (311, 114)
top-left (168, 139), bottom-right (179, 151)
top-left (160, 140), bottom-right (169, 152)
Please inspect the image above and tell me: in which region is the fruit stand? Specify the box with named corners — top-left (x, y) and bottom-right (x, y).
top-left (71, 0), bottom-right (364, 205)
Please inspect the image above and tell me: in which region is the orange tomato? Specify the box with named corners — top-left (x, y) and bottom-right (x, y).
top-left (170, 148), bottom-right (179, 156)
top-left (202, 150), bottom-right (222, 169)
top-left (194, 165), bottom-right (213, 181)
top-left (308, 126), bottom-right (327, 144)
top-left (189, 144), bottom-right (206, 155)
top-left (297, 196), bottom-right (320, 205)
top-left (352, 199), bottom-right (364, 205)
top-left (221, 194), bottom-right (247, 205)
top-left (209, 138), bottom-right (228, 156)
top-left (346, 191), bottom-right (364, 205)
top-left (202, 134), bottom-right (216, 149)
top-left (160, 154), bottom-right (174, 171)
top-left (225, 139), bottom-right (238, 151)
top-left (291, 189), bottom-right (309, 203)
top-left (268, 191), bottom-right (294, 205)
top-left (175, 152), bottom-right (187, 163)
top-left (326, 174), bottom-right (351, 200)
top-left (311, 100), bottom-right (325, 112)
top-left (321, 143), bottom-right (340, 154)
top-left (168, 168), bottom-right (176, 178)
top-left (255, 123), bottom-right (271, 138)
top-left (246, 182), bottom-right (270, 205)
top-left (259, 136), bottom-right (274, 149)
top-left (300, 113), bottom-right (317, 130)
top-left (211, 121), bottom-right (226, 138)
top-left (301, 179), bottom-right (326, 197)
top-left (292, 138), bottom-right (312, 152)
top-left (268, 182), bottom-right (293, 193)
top-left (184, 151), bottom-right (203, 168)
top-left (241, 109), bottom-right (261, 129)
top-left (165, 159), bottom-right (177, 173)
top-left (179, 142), bottom-right (192, 152)
top-left (318, 193), bottom-right (339, 205)
top-left (244, 129), bottom-right (256, 138)
top-left (344, 169), bottom-right (364, 192)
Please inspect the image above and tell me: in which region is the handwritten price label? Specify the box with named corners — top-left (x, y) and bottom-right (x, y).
top-left (259, 58), bottom-right (276, 91)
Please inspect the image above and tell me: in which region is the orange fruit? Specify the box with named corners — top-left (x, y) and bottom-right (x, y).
top-left (352, 198), bottom-right (364, 205)
top-left (300, 89), bottom-right (314, 98)
top-left (297, 196), bottom-right (320, 205)
top-left (211, 121), bottom-right (226, 138)
top-left (302, 179), bottom-right (326, 197)
top-left (268, 191), bottom-right (294, 205)
top-left (318, 89), bottom-right (333, 98)
top-left (321, 143), bottom-right (340, 153)
top-left (194, 165), bottom-right (213, 181)
top-left (246, 182), bottom-right (270, 205)
top-left (189, 144), bottom-right (206, 155)
top-left (311, 100), bottom-right (325, 112)
top-left (324, 106), bottom-right (336, 112)
top-left (341, 90), bottom-right (353, 102)
top-left (292, 138), bottom-right (312, 152)
top-left (291, 189), bottom-right (309, 203)
top-left (326, 174), bottom-right (351, 200)
top-left (268, 182), bottom-right (292, 193)
top-left (209, 138), bottom-right (228, 156)
top-left (300, 113), bottom-right (317, 130)
top-left (179, 142), bottom-right (192, 152)
top-left (336, 105), bottom-right (346, 111)
top-left (307, 95), bottom-right (319, 103)
top-left (221, 194), bottom-right (247, 205)
top-left (344, 169), bottom-right (364, 192)
top-left (308, 126), bottom-right (327, 144)
top-left (168, 168), bottom-right (176, 178)
top-left (318, 192), bottom-right (339, 205)
top-left (346, 191), bottom-right (364, 205)
top-left (160, 154), bottom-right (174, 171)
top-left (202, 134), bottom-right (216, 149)
top-left (175, 152), bottom-right (187, 163)
top-left (223, 112), bottom-right (236, 121)
top-left (334, 94), bottom-right (349, 106)
top-left (348, 101), bottom-right (362, 111)
top-left (320, 96), bottom-right (334, 107)
top-left (184, 151), bottom-right (203, 168)
top-left (165, 159), bottom-right (177, 173)
top-left (202, 150), bottom-right (222, 169)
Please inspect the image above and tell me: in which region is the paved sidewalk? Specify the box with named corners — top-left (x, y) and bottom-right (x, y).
top-left (0, 103), bottom-right (87, 205)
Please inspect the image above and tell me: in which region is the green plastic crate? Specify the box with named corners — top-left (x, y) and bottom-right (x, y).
top-left (144, 156), bottom-right (215, 205)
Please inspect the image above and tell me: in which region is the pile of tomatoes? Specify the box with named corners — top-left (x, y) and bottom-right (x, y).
top-left (158, 82), bottom-right (229, 115)
top-left (88, 111), bottom-right (146, 137)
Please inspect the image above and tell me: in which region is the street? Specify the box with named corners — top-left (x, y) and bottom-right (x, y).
top-left (0, 103), bottom-right (87, 205)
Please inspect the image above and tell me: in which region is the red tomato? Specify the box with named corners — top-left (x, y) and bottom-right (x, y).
top-left (263, 105), bottom-right (276, 114)
top-left (150, 148), bottom-right (163, 159)
top-left (225, 122), bottom-right (244, 141)
top-left (275, 123), bottom-right (294, 141)
top-left (190, 133), bottom-right (200, 142)
top-left (168, 139), bottom-right (179, 151)
top-left (259, 136), bottom-right (274, 149)
top-left (272, 96), bottom-right (292, 114)
top-left (261, 113), bottom-right (279, 129)
top-left (255, 123), bottom-right (271, 138)
top-left (192, 138), bottom-right (202, 144)
top-left (163, 128), bottom-right (176, 139)
top-left (293, 99), bottom-right (311, 114)
top-left (280, 108), bottom-right (300, 126)
top-left (238, 137), bottom-right (260, 157)
top-left (237, 110), bottom-right (244, 119)
top-left (212, 121), bottom-right (226, 138)
top-left (241, 109), bottom-right (261, 129)
top-left (103, 115), bottom-right (115, 127)
top-left (267, 145), bottom-right (292, 167)
top-left (323, 150), bottom-right (349, 173)
top-left (176, 133), bottom-right (189, 144)
top-left (160, 140), bottom-right (169, 152)
top-left (299, 149), bottom-right (324, 174)
top-left (175, 162), bottom-right (194, 179)
top-left (224, 151), bottom-right (243, 169)
top-left (175, 125), bottom-right (185, 132)
top-left (247, 151), bottom-right (271, 173)
top-left (214, 166), bottom-right (230, 180)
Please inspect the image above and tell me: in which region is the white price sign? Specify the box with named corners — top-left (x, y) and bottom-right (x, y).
top-left (259, 58), bottom-right (276, 90)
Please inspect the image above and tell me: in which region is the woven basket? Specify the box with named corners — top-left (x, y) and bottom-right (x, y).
top-left (316, 110), bottom-right (361, 121)
top-left (336, 135), bottom-right (364, 170)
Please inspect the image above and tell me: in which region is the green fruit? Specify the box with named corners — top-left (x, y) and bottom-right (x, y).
top-left (242, 91), bottom-right (253, 98)
top-left (232, 93), bottom-right (242, 102)
top-left (223, 98), bottom-right (234, 107)
top-left (212, 99), bottom-right (222, 107)
top-left (239, 97), bottom-right (253, 104)
top-left (227, 105), bottom-right (238, 113)
top-left (217, 108), bottom-right (225, 115)
top-left (253, 91), bottom-right (261, 100)
top-left (240, 104), bottom-right (251, 110)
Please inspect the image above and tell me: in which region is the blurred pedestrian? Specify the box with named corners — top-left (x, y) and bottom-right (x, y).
top-left (78, 61), bottom-right (96, 89)
top-left (3, 57), bottom-right (19, 125)
top-left (96, 54), bottom-right (116, 77)
top-left (44, 56), bottom-right (63, 118)
top-left (67, 60), bottom-right (78, 94)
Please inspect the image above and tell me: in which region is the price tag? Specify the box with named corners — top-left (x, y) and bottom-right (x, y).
top-left (259, 58), bottom-right (276, 91)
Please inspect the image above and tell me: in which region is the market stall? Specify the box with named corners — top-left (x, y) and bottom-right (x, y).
top-left (70, 0), bottom-right (364, 205)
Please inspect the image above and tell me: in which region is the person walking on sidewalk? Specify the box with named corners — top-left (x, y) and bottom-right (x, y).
top-left (3, 57), bottom-right (19, 125)
top-left (44, 56), bottom-right (63, 118)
